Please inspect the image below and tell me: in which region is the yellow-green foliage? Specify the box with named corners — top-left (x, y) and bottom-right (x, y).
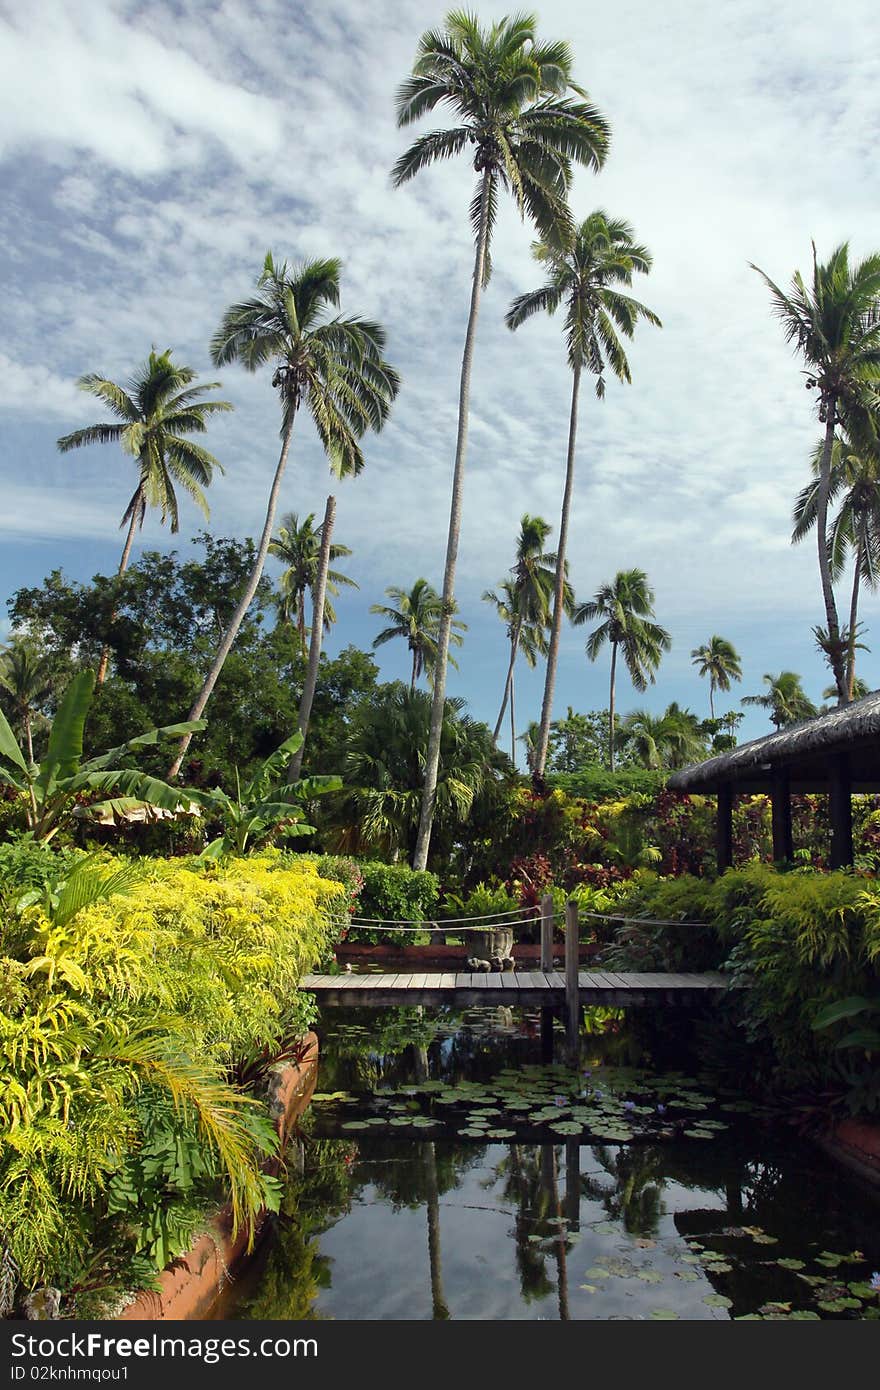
top-left (0, 851), bottom-right (342, 1296)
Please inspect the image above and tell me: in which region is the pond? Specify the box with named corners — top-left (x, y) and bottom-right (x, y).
top-left (223, 1004), bottom-right (880, 1321)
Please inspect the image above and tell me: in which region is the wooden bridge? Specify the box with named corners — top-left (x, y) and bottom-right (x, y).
top-left (301, 969), bottom-right (734, 1009)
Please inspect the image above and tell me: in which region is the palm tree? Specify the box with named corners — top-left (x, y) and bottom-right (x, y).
top-left (823, 677), bottom-right (870, 701)
top-left (289, 495), bottom-right (342, 782)
top-left (619, 703), bottom-right (705, 771)
top-left (0, 639), bottom-right (54, 764)
top-left (573, 569), bottom-right (671, 770)
top-left (752, 242), bottom-right (880, 702)
top-left (57, 349), bottom-right (230, 684)
top-left (370, 579), bottom-right (466, 692)
top-left (506, 212), bottom-right (661, 776)
top-left (329, 684), bottom-right (507, 861)
top-left (269, 509), bottom-right (357, 654)
top-left (741, 671), bottom-right (818, 729)
top-left (483, 513), bottom-right (568, 747)
top-left (167, 253), bottom-right (399, 777)
top-left (792, 426), bottom-right (880, 699)
top-left (690, 635), bottom-right (743, 719)
top-left (482, 578), bottom-right (548, 762)
top-left (394, 10), bottom-right (610, 869)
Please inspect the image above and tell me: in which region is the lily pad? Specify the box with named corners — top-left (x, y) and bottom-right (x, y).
top-left (649, 1309), bottom-right (679, 1320)
top-left (703, 1294), bottom-right (733, 1308)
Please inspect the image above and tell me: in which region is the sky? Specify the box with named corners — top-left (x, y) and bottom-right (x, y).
top-left (1, 0), bottom-right (878, 759)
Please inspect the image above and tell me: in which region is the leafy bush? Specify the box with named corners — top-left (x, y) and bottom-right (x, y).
top-left (0, 849), bottom-right (342, 1313)
top-left (602, 865), bottom-right (880, 1116)
top-left (345, 859), bottom-right (440, 945)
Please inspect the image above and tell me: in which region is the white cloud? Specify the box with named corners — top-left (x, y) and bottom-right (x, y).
top-left (0, 0), bottom-right (877, 738)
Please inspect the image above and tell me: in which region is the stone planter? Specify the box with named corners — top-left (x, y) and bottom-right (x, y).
top-left (470, 927), bottom-right (514, 969)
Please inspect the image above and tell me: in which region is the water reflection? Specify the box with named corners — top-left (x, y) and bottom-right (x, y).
top-left (228, 1006), bottom-right (880, 1321)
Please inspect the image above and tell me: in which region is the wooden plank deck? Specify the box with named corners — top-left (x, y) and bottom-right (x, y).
top-left (300, 970), bottom-right (734, 1009)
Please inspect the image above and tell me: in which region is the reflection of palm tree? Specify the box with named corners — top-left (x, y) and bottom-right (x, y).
top-left (579, 1144), bottom-right (666, 1235)
top-left (422, 1142), bottom-right (451, 1320)
top-left (542, 1144), bottom-right (570, 1320)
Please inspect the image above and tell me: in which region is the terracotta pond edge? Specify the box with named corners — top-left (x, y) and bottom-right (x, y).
top-left (816, 1117), bottom-right (880, 1192)
top-left (116, 1031), bottom-right (319, 1321)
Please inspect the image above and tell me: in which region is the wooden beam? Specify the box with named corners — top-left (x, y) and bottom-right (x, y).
top-left (540, 892), bottom-right (554, 971)
top-left (829, 751), bottom-right (853, 868)
top-left (716, 782), bottom-right (733, 872)
top-left (771, 768), bottom-right (793, 863)
top-left (565, 899), bottom-right (579, 1058)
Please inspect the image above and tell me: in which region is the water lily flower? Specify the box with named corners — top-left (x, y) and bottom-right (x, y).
top-left (656, 1104), bottom-right (667, 1115)
top-left (623, 1100), bottom-right (636, 1112)
top-left (871, 1272), bottom-right (880, 1292)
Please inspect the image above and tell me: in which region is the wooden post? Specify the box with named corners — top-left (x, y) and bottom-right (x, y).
top-left (540, 892), bottom-right (554, 971)
top-left (829, 752), bottom-right (853, 868)
top-left (716, 782), bottom-right (733, 873)
top-left (565, 899), bottom-right (579, 1059)
top-left (770, 769), bottom-right (793, 863)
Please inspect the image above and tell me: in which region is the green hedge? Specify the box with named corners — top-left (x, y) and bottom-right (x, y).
top-left (602, 866), bottom-right (880, 1115)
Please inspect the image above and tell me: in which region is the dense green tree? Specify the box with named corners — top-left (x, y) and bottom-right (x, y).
top-left (269, 509), bottom-right (357, 655)
top-left (393, 9), bottom-right (609, 869)
top-left (574, 570), bottom-right (671, 770)
top-left (326, 682), bottom-right (509, 862)
top-left (168, 253), bottom-right (399, 776)
top-left (690, 635), bottom-right (743, 719)
top-left (370, 580), bottom-right (465, 692)
top-left (507, 212), bottom-right (661, 776)
top-left (741, 671), bottom-right (818, 729)
top-left (0, 638), bottom-right (54, 764)
top-left (56, 349), bottom-right (230, 684)
top-left (753, 242), bottom-right (880, 701)
top-left (6, 540), bottom-right (378, 784)
top-left (545, 707), bottom-right (617, 773)
top-left (619, 703), bottom-right (707, 770)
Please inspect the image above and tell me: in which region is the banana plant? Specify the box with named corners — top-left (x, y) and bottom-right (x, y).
top-left (0, 669), bottom-right (205, 841)
top-left (190, 731), bottom-right (341, 856)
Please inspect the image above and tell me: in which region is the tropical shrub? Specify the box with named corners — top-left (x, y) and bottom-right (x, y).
top-left (601, 865), bottom-right (880, 1115)
top-left (0, 849), bottom-right (341, 1314)
top-left (344, 860), bottom-right (440, 945)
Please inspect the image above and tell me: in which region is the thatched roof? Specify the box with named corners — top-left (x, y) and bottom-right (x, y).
top-left (668, 690), bottom-right (880, 793)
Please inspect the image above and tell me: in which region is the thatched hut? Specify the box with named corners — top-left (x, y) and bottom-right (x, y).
top-left (667, 691), bottom-right (880, 870)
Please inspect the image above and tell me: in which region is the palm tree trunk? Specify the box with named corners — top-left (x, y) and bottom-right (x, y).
top-left (535, 361), bottom-right (582, 778)
top-left (493, 622), bottom-right (521, 742)
top-left (608, 640), bottom-right (618, 772)
top-left (510, 668), bottom-right (516, 764)
top-left (411, 648), bottom-right (418, 694)
top-left (167, 418), bottom-right (297, 778)
top-left (847, 527), bottom-right (865, 699)
top-left (96, 489), bottom-right (143, 686)
top-left (298, 596), bottom-right (307, 657)
top-left (709, 680), bottom-right (715, 721)
top-left (24, 713), bottom-right (34, 767)
top-left (412, 169), bottom-right (492, 871)
top-left (423, 1141), bottom-right (450, 1320)
top-left (289, 495), bottom-right (335, 781)
top-left (817, 409), bottom-right (848, 702)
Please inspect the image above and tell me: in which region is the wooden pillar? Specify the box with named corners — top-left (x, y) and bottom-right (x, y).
top-left (565, 900), bottom-right (579, 1059)
top-left (540, 892), bottom-right (554, 971)
top-left (829, 752), bottom-right (853, 868)
top-left (716, 782), bottom-right (733, 873)
top-left (770, 769), bottom-right (793, 863)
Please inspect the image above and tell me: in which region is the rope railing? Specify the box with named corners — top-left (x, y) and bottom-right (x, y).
top-left (342, 905), bottom-right (553, 925)
top-left (333, 906), bottom-right (706, 931)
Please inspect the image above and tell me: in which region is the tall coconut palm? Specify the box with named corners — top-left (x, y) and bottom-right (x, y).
top-left (394, 10), bottom-right (610, 869)
top-left (57, 348), bottom-right (230, 684)
top-left (289, 494), bottom-right (343, 782)
top-left (269, 509), bottom-right (357, 655)
top-left (370, 579), bottom-right (466, 692)
top-left (483, 513), bottom-right (567, 747)
top-left (167, 253), bottom-right (399, 778)
top-left (574, 569), bottom-right (670, 770)
top-left (507, 212), bottom-right (661, 776)
top-left (792, 427), bottom-right (880, 699)
top-left (0, 639), bottom-right (54, 765)
top-left (690, 635), bottom-right (743, 719)
top-left (752, 242), bottom-right (880, 702)
top-left (482, 578), bottom-right (548, 761)
top-left (741, 671), bottom-right (817, 730)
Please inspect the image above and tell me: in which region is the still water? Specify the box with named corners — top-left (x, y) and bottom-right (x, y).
top-left (225, 1004), bottom-right (880, 1321)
